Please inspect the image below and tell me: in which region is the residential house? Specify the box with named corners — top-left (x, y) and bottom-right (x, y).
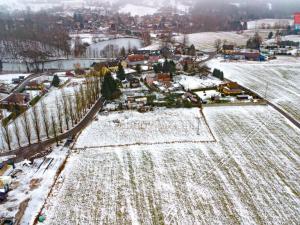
top-left (145, 73), bottom-right (157, 85)
top-left (157, 73), bottom-right (171, 86)
top-left (26, 80), bottom-right (44, 90)
top-left (127, 74), bottom-right (141, 88)
top-left (127, 54), bottom-right (145, 62)
top-left (1, 93), bottom-right (29, 107)
top-left (121, 80), bottom-right (130, 88)
top-left (222, 45), bottom-right (235, 54)
top-left (218, 82), bottom-right (243, 95)
top-left (65, 71), bottom-right (75, 77)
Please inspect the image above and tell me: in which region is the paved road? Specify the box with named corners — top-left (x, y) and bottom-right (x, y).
top-left (0, 96), bottom-right (105, 162)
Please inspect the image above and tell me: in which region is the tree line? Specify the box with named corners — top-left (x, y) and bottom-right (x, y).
top-left (0, 76), bottom-right (102, 152)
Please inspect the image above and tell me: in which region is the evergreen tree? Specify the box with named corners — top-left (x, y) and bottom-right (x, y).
top-left (116, 63), bottom-right (125, 80)
top-left (246, 32), bottom-right (262, 50)
top-left (120, 47), bottom-right (126, 58)
top-left (153, 63), bottom-right (163, 74)
top-left (135, 64), bottom-right (142, 74)
top-left (268, 31), bottom-right (273, 39)
top-left (183, 61), bottom-right (189, 72)
top-left (52, 75), bottom-right (60, 87)
top-left (189, 44), bottom-right (196, 56)
top-left (169, 60), bottom-right (176, 74)
top-left (101, 72), bottom-right (118, 99)
top-left (163, 60), bottom-right (170, 73)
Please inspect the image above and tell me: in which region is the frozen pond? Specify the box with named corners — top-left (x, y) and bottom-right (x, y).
top-left (86, 38), bottom-right (143, 58)
top-left (2, 38), bottom-right (143, 72)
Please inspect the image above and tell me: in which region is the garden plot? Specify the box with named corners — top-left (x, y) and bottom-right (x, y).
top-left (207, 57), bottom-right (300, 122)
top-left (43, 105), bottom-right (300, 225)
top-left (75, 108), bottom-right (215, 148)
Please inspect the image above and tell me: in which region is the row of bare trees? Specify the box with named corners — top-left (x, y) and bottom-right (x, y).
top-left (0, 77), bottom-right (102, 152)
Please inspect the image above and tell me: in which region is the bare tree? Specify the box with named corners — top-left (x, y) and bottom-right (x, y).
top-left (13, 120), bottom-right (22, 148)
top-left (1, 125), bottom-right (12, 151)
top-left (214, 39), bottom-right (222, 53)
top-left (41, 101), bottom-right (50, 139)
top-left (50, 112), bottom-right (59, 146)
top-left (67, 95), bottom-right (75, 126)
top-left (61, 91), bottom-right (70, 130)
top-left (31, 106), bottom-right (41, 143)
top-left (21, 112), bottom-right (32, 146)
top-left (55, 96), bottom-right (64, 134)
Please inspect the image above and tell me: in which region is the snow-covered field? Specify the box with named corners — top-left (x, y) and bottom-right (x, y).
top-left (207, 57), bottom-right (300, 122)
top-left (175, 75), bottom-right (222, 91)
top-left (175, 30), bottom-right (273, 52)
top-left (0, 146), bottom-right (69, 224)
top-left (75, 108), bottom-right (215, 148)
top-left (265, 35), bottom-right (300, 45)
top-left (42, 106), bottom-right (300, 224)
top-left (119, 4), bottom-right (157, 16)
top-left (0, 73), bottom-right (30, 83)
top-left (247, 19), bottom-right (294, 30)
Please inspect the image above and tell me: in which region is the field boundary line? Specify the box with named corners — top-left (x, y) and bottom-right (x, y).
top-left (73, 139), bottom-right (217, 150)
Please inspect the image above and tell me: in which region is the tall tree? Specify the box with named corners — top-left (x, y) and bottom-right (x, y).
top-left (117, 63), bottom-right (126, 80)
top-left (31, 106), bottom-right (41, 143)
top-left (214, 39), bottom-right (222, 53)
top-left (50, 112), bottom-right (59, 146)
top-left (55, 96), bottom-right (64, 134)
top-left (41, 100), bottom-right (50, 139)
top-left (21, 112), bottom-right (31, 146)
top-left (1, 125), bottom-right (12, 151)
top-left (135, 64), bottom-right (142, 74)
top-left (52, 75), bottom-right (60, 87)
top-left (13, 120), bottom-right (21, 148)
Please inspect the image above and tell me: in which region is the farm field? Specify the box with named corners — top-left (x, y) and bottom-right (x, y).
top-left (75, 108), bottom-right (215, 148)
top-left (43, 106), bottom-right (300, 225)
top-left (247, 19), bottom-right (293, 30)
top-left (174, 30), bottom-right (272, 52)
top-left (207, 57), bottom-right (300, 123)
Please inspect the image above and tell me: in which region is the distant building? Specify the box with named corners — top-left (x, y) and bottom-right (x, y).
top-left (294, 12), bottom-right (300, 31)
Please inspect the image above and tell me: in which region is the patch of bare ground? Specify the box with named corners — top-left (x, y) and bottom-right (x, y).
top-left (14, 198), bottom-right (30, 225)
top-left (29, 179), bottom-right (42, 191)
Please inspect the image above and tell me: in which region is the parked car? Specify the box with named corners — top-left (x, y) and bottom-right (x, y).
top-left (0, 218), bottom-right (14, 225)
top-left (0, 192), bottom-right (7, 202)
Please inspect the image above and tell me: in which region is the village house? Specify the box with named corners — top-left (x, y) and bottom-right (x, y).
top-left (126, 74), bottom-right (141, 88)
top-left (127, 54), bottom-right (146, 66)
top-left (222, 45), bottom-right (235, 54)
top-left (145, 73), bottom-right (157, 85)
top-left (157, 73), bottom-right (171, 86)
top-left (1, 93), bottom-right (30, 107)
top-left (26, 80), bottom-right (44, 90)
top-left (65, 71), bottom-right (75, 77)
top-left (121, 80), bottom-right (130, 88)
top-left (218, 82), bottom-right (243, 95)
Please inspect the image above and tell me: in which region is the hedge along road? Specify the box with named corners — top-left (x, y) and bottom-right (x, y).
top-left (0, 96), bottom-right (105, 162)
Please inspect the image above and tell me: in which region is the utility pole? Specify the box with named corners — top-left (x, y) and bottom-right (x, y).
top-left (264, 82), bottom-right (269, 99)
